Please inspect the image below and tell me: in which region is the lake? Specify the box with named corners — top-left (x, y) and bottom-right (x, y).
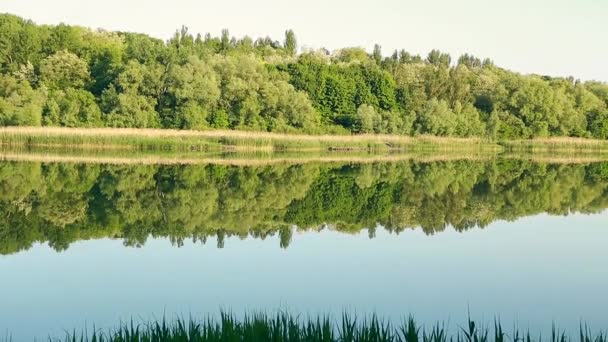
top-left (0, 158), bottom-right (607, 340)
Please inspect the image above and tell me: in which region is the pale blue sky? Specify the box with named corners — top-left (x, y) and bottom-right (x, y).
top-left (2, 0), bottom-right (607, 81)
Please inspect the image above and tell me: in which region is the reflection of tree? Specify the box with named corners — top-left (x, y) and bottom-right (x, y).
top-left (0, 160), bottom-right (607, 255)
top-left (279, 226), bottom-right (293, 249)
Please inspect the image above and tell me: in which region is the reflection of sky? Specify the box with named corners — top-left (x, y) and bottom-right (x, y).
top-left (1, 212), bottom-right (607, 341)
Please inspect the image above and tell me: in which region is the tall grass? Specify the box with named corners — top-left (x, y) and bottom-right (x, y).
top-left (0, 146), bottom-right (503, 166)
top-left (3, 145), bottom-right (608, 166)
top-left (3, 127), bottom-right (608, 154)
top-left (0, 126), bottom-right (499, 152)
top-left (5, 313), bottom-right (605, 342)
top-left (501, 137), bottom-right (608, 153)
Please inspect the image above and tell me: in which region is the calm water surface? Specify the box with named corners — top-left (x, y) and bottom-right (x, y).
top-left (0, 159), bottom-right (607, 340)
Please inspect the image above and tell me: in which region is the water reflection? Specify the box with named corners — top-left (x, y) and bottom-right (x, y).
top-left (1, 159), bottom-right (607, 254)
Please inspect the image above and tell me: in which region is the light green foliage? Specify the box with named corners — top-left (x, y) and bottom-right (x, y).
top-left (447, 64), bottom-right (476, 106)
top-left (43, 88), bottom-right (102, 127)
top-left (13, 61), bottom-right (37, 84)
top-left (486, 110), bottom-right (501, 139)
top-left (208, 109), bottom-right (230, 128)
top-left (0, 13), bottom-right (606, 139)
top-left (335, 47), bottom-right (369, 64)
top-left (102, 88), bottom-right (160, 128)
top-left (165, 56), bottom-right (220, 129)
top-left (100, 60), bottom-right (163, 128)
top-left (0, 75), bottom-right (45, 126)
top-left (39, 50), bottom-right (90, 89)
top-left (507, 77), bottom-right (556, 136)
top-left (393, 63), bottom-right (427, 115)
top-left (261, 81), bottom-right (319, 130)
top-left (356, 104), bottom-right (377, 133)
top-left (586, 82), bottom-right (608, 105)
top-left (212, 54), bottom-right (318, 131)
top-left (0, 14), bottom-right (43, 72)
top-left (454, 102), bottom-right (486, 137)
top-left (417, 99), bottom-right (457, 136)
top-left (115, 60), bottom-right (164, 97)
top-left (496, 110), bottom-right (530, 139)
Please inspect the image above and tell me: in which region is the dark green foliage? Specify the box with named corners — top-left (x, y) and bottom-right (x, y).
top-left (0, 13), bottom-right (607, 138)
top-left (285, 58), bottom-right (397, 127)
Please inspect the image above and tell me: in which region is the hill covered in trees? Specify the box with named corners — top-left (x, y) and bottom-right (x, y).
top-left (1, 13), bottom-right (608, 139)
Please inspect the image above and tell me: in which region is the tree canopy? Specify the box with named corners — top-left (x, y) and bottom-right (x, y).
top-left (0, 13), bottom-right (607, 139)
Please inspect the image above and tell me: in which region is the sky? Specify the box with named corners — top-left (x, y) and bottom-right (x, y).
top-left (2, 0), bottom-right (607, 81)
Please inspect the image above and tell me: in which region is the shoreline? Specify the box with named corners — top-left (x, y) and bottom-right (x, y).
top-left (0, 126), bottom-right (497, 152)
top-left (2, 148), bottom-right (608, 166)
top-left (1, 126), bottom-right (608, 154)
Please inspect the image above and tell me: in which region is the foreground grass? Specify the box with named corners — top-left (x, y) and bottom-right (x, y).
top-left (11, 313), bottom-right (607, 342)
top-left (0, 127), bottom-right (500, 152)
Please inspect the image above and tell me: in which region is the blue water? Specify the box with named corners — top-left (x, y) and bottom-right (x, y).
top-left (1, 212), bottom-right (606, 341)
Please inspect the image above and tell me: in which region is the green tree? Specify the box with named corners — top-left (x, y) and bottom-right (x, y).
top-left (284, 29), bottom-right (297, 56)
top-left (426, 49), bottom-right (451, 68)
top-left (0, 14), bottom-right (43, 72)
top-left (356, 104), bottom-right (377, 133)
top-left (101, 86), bottom-right (160, 128)
top-left (43, 88), bottom-right (102, 127)
top-left (335, 48), bottom-right (369, 64)
top-left (0, 75), bottom-right (45, 126)
top-left (0, 12), bottom-right (607, 139)
top-left (39, 50), bottom-right (90, 89)
top-left (372, 44), bottom-right (382, 65)
top-left (164, 56), bottom-right (220, 128)
top-left (220, 29), bottom-right (231, 54)
top-left (457, 54), bottom-right (482, 69)
top-left (416, 98), bottom-right (457, 136)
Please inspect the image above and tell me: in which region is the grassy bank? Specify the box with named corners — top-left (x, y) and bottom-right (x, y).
top-left (501, 137), bottom-right (608, 153)
top-left (2, 127), bottom-right (608, 157)
top-left (10, 313), bottom-right (607, 342)
top-left (2, 127), bottom-right (608, 155)
top-left (0, 127), bottom-right (499, 152)
top-left (0, 150), bottom-right (500, 166)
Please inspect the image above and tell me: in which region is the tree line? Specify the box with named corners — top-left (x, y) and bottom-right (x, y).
top-left (1, 159), bottom-right (607, 254)
top-left (1, 14), bottom-right (608, 138)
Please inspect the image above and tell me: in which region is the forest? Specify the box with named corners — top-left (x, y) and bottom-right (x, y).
top-left (1, 159), bottom-right (607, 255)
top-left (1, 13), bottom-right (608, 139)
